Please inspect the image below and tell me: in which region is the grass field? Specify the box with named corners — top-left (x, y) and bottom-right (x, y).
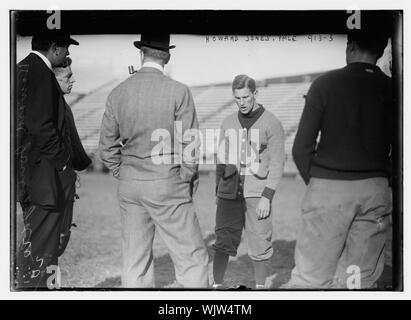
top-left (16, 171), bottom-right (393, 289)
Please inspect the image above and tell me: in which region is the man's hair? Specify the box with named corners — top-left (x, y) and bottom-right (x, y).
top-left (140, 46), bottom-right (170, 63)
top-left (232, 74), bottom-right (257, 92)
top-left (53, 57), bottom-right (72, 76)
top-left (347, 30), bottom-right (389, 58)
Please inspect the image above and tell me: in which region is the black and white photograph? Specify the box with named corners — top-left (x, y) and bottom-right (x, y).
top-left (4, 2), bottom-right (407, 300)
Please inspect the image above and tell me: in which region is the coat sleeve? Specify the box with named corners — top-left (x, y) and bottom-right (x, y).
top-left (265, 116), bottom-right (285, 193)
top-left (292, 80), bottom-right (323, 184)
top-left (66, 106), bottom-right (92, 171)
top-left (174, 85), bottom-right (199, 184)
top-left (24, 67), bottom-right (70, 170)
top-left (99, 93), bottom-right (122, 178)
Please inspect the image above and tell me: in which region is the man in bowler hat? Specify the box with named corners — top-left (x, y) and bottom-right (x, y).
top-left (99, 34), bottom-right (209, 288)
top-left (15, 30), bottom-right (90, 289)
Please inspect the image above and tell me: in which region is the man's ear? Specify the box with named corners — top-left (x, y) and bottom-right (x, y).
top-left (164, 54), bottom-right (170, 65)
top-left (49, 43), bottom-right (62, 59)
top-left (140, 51), bottom-right (144, 65)
top-left (50, 42), bottom-right (58, 53)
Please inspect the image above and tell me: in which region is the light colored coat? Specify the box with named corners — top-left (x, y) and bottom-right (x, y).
top-left (99, 67), bottom-right (198, 182)
top-left (99, 67), bottom-right (209, 288)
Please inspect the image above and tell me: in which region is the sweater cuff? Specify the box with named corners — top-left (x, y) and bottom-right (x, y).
top-left (261, 187), bottom-right (275, 201)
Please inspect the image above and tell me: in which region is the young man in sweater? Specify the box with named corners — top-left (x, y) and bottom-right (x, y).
top-left (212, 74), bottom-right (285, 289)
top-left (285, 30), bottom-right (392, 289)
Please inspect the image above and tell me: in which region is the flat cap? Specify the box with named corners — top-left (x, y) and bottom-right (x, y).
top-left (32, 29), bottom-right (79, 46)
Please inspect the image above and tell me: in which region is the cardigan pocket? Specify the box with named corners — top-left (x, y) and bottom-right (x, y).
top-left (223, 164), bottom-right (237, 179)
top-left (252, 171), bottom-right (268, 179)
top-left (249, 166), bottom-right (269, 179)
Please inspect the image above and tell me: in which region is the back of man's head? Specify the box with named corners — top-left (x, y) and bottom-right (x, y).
top-left (141, 46), bottom-right (170, 65)
top-left (347, 30), bottom-right (389, 60)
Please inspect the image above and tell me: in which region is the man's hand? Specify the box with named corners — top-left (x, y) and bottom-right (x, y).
top-left (256, 197), bottom-right (271, 220)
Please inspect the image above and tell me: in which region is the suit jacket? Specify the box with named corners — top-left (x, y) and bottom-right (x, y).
top-left (16, 53), bottom-right (89, 209)
top-left (99, 67), bottom-right (199, 185)
top-left (64, 103), bottom-right (92, 171)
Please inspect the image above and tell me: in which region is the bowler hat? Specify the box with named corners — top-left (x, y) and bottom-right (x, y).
top-left (133, 34), bottom-right (175, 52)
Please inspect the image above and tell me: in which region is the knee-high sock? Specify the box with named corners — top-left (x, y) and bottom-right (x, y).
top-left (252, 259), bottom-right (269, 286)
top-left (213, 250), bottom-right (229, 284)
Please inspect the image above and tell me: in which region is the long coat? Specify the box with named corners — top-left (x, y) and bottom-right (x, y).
top-left (16, 53), bottom-right (90, 210)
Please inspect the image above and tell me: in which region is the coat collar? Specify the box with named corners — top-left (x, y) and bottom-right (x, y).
top-left (31, 51), bottom-right (52, 70)
top-left (141, 61), bottom-right (164, 73)
top-left (28, 53), bottom-right (64, 95)
top-left (138, 66), bottom-right (163, 74)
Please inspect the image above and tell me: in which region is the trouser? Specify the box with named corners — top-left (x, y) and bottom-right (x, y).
top-left (244, 197), bottom-right (274, 261)
top-left (16, 205), bottom-right (63, 289)
top-left (117, 174), bottom-right (209, 288)
top-left (58, 180), bottom-right (77, 257)
top-left (213, 197), bottom-right (273, 261)
top-left (289, 177), bottom-right (392, 289)
top-left (15, 169), bottom-right (77, 290)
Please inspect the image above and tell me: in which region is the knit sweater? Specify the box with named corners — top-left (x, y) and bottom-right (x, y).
top-left (292, 62), bottom-right (392, 184)
top-left (216, 106), bottom-right (285, 199)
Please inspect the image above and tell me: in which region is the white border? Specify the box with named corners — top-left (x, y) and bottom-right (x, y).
top-left (0, 0), bottom-right (409, 300)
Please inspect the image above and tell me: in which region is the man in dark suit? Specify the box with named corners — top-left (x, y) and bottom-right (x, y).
top-left (15, 31), bottom-right (90, 289)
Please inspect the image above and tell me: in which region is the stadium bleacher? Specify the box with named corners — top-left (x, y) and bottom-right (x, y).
top-left (69, 73), bottom-right (322, 174)
top-left (69, 79), bottom-right (123, 157)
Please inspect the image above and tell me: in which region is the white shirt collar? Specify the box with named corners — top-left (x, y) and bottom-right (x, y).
top-left (142, 61), bottom-right (164, 73)
top-left (32, 51), bottom-right (52, 70)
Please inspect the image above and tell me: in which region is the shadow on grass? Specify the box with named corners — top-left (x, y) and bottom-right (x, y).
top-left (221, 240), bottom-right (296, 289)
top-left (95, 234), bottom-right (217, 288)
top-left (94, 254), bottom-right (177, 288)
top-left (94, 237), bottom-right (393, 290)
top-left (94, 238), bottom-right (297, 289)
